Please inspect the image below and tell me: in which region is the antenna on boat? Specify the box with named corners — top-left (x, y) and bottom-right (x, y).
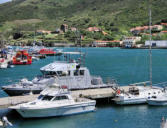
top-left (75, 29), bottom-right (84, 66)
top-left (149, 1), bottom-right (152, 87)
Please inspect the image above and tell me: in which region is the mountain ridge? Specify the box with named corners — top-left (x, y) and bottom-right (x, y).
top-left (0, 0), bottom-right (167, 41)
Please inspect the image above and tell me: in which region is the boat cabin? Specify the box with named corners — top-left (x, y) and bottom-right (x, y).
top-left (128, 87), bottom-right (139, 95)
top-left (37, 84), bottom-right (73, 102)
top-left (37, 94), bottom-right (71, 102)
top-left (40, 61), bottom-right (103, 89)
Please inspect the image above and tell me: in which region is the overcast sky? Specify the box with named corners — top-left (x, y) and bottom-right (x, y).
top-left (0, 0), bottom-right (11, 4)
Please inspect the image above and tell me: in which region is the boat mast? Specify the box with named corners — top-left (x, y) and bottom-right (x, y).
top-left (149, 2), bottom-right (152, 87)
top-left (75, 30), bottom-right (83, 65)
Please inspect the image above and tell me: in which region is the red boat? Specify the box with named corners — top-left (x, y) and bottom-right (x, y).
top-left (39, 48), bottom-right (56, 56)
top-left (13, 50), bottom-right (32, 65)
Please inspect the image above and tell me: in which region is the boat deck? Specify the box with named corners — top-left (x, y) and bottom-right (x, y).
top-left (0, 86), bottom-right (133, 108)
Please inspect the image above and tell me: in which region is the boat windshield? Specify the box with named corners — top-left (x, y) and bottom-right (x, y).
top-left (41, 95), bottom-right (54, 101)
top-left (43, 71), bottom-right (70, 77)
top-left (53, 95), bottom-right (69, 101)
top-left (38, 95), bottom-right (43, 100)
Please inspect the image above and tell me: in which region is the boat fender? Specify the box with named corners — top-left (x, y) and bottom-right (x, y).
top-left (79, 94), bottom-right (83, 97)
top-left (0, 59), bottom-right (4, 63)
top-left (1, 116), bottom-right (13, 127)
top-left (116, 89), bottom-right (121, 94)
top-left (61, 85), bottom-right (68, 89)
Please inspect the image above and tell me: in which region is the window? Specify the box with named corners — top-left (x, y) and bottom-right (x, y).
top-left (22, 55), bottom-right (27, 60)
top-left (74, 70), bottom-right (84, 76)
top-left (53, 96), bottom-right (68, 101)
top-left (80, 70), bottom-right (84, 76)
top-left (57, 71), bottom-right (63, 76)
top-left (152, 96), bottom-right (157, 99)
top-left (38, 95), bottom-right (44, 100)
top-left (74, 70), bottom-right (79, 76)
top-left (44, 71), bottom-right (56, 76)
top-left (68, 71), bottom-right (70, 76)
top-left (42, 95), bottom-right (54, 101)
top-left (50, 71), bottom-right (56, 75)
top-left (152, 43), bottom-right (156, 47)
top-left (57, 71), bottom-right (70, 76)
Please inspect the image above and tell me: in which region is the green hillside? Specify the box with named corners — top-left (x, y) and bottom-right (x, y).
top-left (0, 0), bottom-right (167, 44)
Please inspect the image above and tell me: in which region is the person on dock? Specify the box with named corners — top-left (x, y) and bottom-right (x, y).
top-left (0, 116), bottom-right (13, 128)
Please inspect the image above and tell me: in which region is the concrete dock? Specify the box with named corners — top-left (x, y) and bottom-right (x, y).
top-left (0, 86), bottom-right (132, 108)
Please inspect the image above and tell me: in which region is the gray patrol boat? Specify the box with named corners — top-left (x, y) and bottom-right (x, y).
top-left (2, 52), bottom-right (116, 96)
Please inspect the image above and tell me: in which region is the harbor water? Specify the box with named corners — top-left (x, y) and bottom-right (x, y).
top-left (0, 47), bottom-right (167, 128)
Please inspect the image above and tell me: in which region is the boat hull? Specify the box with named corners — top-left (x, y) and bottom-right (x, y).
top-left (15, 102), bottom-right (96, 118)
top-left (147, 100), bottom-right (167, 106)
top-left (0, 63), bottom-right (8, 69)
top-left (115, 98), bottom-right (146, 105)
top-left (2, 87), bottom-right (42, 96)
top-left (2, 84), bottom-right (112, 96)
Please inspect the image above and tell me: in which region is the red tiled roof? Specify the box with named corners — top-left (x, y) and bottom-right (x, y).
top-left (87, 27), bottom-right (101, 32)
top-left (161, 23), bottom-right (167, 26)
top-left (95, 40), bottom-right (120, 43)
top-left (130, 25), bottom-right (162, 32)
top-left (141, 33), bottom-right (157, 36)
top-left (161, 31), bottom-right (167, 33)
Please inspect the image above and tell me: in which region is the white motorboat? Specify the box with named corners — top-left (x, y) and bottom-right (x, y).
top-left (147, 88), bottom-right (167, 105)
top-left (113, 85), bottom-right (164, 105)
top-left (0, 53), bottom-right (8, 69)
top-left (9, 83), bottom-right (96, 118)
top-left (32, 56), bottom-right (39, 61)
top-left (0, 60), bottom-right (8, 69)
top-left (0, 48), bottom-right (14, 69)
top-left (2, 77), bottom-right (55, 96)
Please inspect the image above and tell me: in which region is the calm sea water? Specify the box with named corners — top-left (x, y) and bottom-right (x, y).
top-left (0, 47), bottom-right (167, 128)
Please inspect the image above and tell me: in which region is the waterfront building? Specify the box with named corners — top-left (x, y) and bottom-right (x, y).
top-left (145, 40), bottom-right (167, 48)
top-left (87, 27), bottom-right (102, 32)
top-left (122, 36), bottom-right (141, 48)
top-left (92, 40), bottom-right (121, 47)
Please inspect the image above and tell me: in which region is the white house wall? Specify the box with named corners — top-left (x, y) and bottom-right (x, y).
top-left (145, 40), bottom-right (167, 47)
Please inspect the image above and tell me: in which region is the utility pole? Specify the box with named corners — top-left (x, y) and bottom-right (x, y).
top-left (149, 0), bottom-right (152, 87)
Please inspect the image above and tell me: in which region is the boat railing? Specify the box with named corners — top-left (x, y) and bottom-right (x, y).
top-left (128, 81), bottom-right (150, 86)
top-left (152, 81), bottom-right (167, 88)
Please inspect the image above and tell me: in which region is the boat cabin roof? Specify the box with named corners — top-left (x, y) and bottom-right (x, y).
top-left (40, 83), bottom-right (69, 96)
top-left (40, 61), bottom-right (79, 72)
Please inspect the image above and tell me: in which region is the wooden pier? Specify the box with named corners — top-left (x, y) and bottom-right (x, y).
top-left (0, 86), bottom-right (132, 108)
